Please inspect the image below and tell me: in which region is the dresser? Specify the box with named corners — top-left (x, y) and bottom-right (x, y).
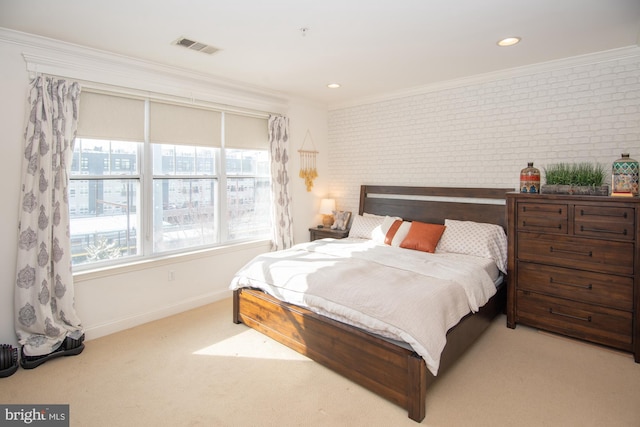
top-left (506, 192), bottom-right (639, 362)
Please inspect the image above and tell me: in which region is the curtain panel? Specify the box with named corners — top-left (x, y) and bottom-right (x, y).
top-left (268, 115), bottom-right (294, 250)
top-left (15, 76), bottom-right (84, 357)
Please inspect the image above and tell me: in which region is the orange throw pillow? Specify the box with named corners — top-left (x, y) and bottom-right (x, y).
top-left (400, 222), bottom-right (446, 253)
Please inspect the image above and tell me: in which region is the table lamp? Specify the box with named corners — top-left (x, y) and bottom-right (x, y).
top-left (319, 198), bottom-right (336, 227)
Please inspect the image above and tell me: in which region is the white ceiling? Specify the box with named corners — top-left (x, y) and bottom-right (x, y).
top-left (1, 0), bottom-right (639, 107)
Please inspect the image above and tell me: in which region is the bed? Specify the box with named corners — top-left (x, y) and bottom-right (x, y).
top-left (231, 185), bottom-right (513, 422)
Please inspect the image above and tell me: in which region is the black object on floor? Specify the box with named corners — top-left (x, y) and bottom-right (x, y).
top-left (20, 334), bottom-right (85, 369)
top-left (0, 344), bottom-right (19, 378)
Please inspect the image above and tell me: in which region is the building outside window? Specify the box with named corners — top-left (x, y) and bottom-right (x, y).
top-left (225, 149), bottom-right (271, 240)
top-left (151, 143), bottom-right (218, 253)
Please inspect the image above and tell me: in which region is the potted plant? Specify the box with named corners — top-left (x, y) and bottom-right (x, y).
top-left (541, 162), bottom-right (608, 196)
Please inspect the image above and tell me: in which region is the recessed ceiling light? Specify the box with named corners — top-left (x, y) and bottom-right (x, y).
top-left (497, 37), bottom-right (521, 47)
top-left (327, 83), bottom-right (341, 89)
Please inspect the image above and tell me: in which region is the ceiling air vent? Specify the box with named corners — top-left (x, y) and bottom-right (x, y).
top-left (174, 37), bottom-right (220, 55)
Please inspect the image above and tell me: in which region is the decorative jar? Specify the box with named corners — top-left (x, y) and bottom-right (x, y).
top-left (612, 153), bottom-right (639, 197)
top-left (520, 162), bottom-right (540, 193)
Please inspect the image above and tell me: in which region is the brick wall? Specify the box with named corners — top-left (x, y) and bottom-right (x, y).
top-left (328, 51), bottom-right (640, 214)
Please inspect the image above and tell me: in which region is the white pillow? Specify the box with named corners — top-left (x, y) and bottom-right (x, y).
top-left (436, 219), bottom-right (508, 274)
top-left (363, 212), bottom-right (387, 218)
top-left (349, 215), bottom-right (399, 240)
top-left (371, 216), bottom-right (411, 246)
top-left (388, 221), bottom-right (412, 247)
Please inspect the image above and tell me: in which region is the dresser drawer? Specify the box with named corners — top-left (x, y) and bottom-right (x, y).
top-left (574, 205), bottom-right (635, 241)
top-left (517, 262), bottom-right (633, 310)
top-left (516, 290), bottom-right (633, 351)
top-left (517, 232), bottom-right (634, 275)
top-left (516, 203), bottom-right (568, 234)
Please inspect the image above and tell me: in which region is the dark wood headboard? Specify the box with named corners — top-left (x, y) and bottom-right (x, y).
top-left (359, 185), bottom-right (514, 229)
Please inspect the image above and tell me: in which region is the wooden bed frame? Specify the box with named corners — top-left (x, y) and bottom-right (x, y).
top-left (233, 185), bottom-right (513, 422)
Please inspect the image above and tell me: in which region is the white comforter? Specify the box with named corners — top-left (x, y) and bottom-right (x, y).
top-left (229, 238), bottom-right (498, 375)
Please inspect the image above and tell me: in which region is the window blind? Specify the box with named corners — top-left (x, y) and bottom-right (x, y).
top-left (77, 91), bottom-right (145, 141)
top-left (224, 113), bottom-right (268, 150)
top-left (149, 101), bottom-right (222, 147)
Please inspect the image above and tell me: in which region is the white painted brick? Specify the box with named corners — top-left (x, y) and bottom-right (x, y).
top-left (328, 53), bottom-right (640, 204)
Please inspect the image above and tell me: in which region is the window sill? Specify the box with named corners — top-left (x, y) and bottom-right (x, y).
top-left (73, 239), bottom-right (271, 283)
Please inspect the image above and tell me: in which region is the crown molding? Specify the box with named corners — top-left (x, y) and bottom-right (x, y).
top-left (329, 45), bottom-right (640, 111)
top-left (0, 27), bottom-right (289, 114)
top-left (3, 27), bottom-right (637, 114)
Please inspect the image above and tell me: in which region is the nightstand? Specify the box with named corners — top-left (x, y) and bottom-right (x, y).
top-left (309, 227), bottom-right (349, 241)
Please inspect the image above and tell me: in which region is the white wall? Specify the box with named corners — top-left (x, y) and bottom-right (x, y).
top-left (327, 48), bottom-right (640, 213)
top-left (288, 99), bottom-right (332, 239)
top-left (0, 30), bottom-right (329, 346)
top-left (0, 40), bottom-right (27, 347)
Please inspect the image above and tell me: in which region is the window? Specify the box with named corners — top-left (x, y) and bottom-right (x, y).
top-left (70, 139), bottom-right (140, 265)
top-left (69, 91), bottom-right (271, 269)
top-left (226, 149), bottom-right (271, 240)
top-left (151, 144), bottom-right (218, 253)
top-left (223, 113), bottom-right (272, 241)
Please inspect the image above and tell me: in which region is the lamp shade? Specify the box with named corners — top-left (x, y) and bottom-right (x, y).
top-left (318, 198), bottom-right (336, 215)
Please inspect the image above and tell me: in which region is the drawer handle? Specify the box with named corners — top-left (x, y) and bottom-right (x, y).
top-left (580, 209), bottom-right (628, 219)
top-left (522, 221), bottom-right (562, 230)
top-left (579, 225), bottom-right (627, 236)
top-left (549, 308), bottom-right (592, 323)
top-left (549, 246), bottom-right (592, 257)
top-left (523, 206), bottom-right (562, 214)
top-left (550, 277), bottom-right (592, 290)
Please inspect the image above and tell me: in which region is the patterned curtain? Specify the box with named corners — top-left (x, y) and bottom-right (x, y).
top-left (15, 76), bottom-right (84, 358)
top-left (268, 115), bottom-right (294, 250)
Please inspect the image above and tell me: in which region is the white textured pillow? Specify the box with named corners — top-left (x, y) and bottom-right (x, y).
top-left (436, 219), bottom-right (508, 274)
top-left (349, 214), bottom-right (396, 240)
top-left (348, 214), bottom-right (385, 239)
top-left (363, 212), bottom-right (387, 219)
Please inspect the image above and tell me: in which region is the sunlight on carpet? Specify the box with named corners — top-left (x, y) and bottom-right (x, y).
top-left (192, 328), bottom-right (310, 361)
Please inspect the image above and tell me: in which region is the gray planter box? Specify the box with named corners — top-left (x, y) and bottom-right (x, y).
top-left (540, 184), bottom-right (609, 196)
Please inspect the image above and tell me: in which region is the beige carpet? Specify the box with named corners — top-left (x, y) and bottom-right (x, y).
top-left (1, 298), bottom-right (639, 427)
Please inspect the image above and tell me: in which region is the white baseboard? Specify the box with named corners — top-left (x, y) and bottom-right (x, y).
top-left (83, 290), bottom-right (231, 341)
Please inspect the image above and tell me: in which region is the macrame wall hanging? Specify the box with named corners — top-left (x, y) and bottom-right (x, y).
top-left (298, 130), bottom-right (318, 192)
